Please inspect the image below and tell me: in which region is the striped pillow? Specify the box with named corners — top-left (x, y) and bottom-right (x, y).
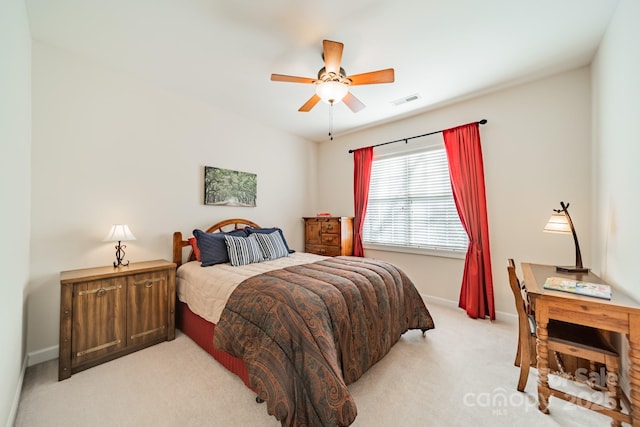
top-left (224, 234), bottom-right (265, 266)
top-left (254, 230), bottom-right (289, 261)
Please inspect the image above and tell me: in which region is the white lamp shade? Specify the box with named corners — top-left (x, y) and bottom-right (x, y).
top-left (543, 212), bottom-right (571, 234)
top-left (104, 224), bottom-right (136, 242)
top-left (315, 81), bottom-right (349, 104)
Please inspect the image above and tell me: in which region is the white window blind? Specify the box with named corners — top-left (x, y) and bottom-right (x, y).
top-left (363, 146), bottom-right (468, 253)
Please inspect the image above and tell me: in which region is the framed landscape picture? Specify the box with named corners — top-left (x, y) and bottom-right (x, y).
top-left (204, 166), bottom-right (257, 207)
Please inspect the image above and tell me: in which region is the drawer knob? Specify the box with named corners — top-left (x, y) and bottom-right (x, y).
top-left (96, 288), bottom-right (106, 297)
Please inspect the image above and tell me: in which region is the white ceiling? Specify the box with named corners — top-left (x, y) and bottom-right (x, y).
top-left (25, 0), bottom-right (619, 142)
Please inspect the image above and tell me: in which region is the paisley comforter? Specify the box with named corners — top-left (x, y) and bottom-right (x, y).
top-left (213, 256), bottom-right (435, 427)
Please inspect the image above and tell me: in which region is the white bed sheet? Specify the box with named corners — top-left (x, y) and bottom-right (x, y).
top-left (177, 252), bottom-right (329, 324)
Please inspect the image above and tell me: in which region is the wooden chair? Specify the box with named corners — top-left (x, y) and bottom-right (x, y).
top-left (508, 259), bottom-right (623, 426)
top-left (510, 259), bottom-right (546, 390)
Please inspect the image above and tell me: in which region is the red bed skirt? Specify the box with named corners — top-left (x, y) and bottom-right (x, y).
top-left (176, 300), bottom-right (252, 390)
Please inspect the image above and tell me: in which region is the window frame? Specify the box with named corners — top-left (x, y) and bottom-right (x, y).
top-left (361, 137), bottom-right (468, 259)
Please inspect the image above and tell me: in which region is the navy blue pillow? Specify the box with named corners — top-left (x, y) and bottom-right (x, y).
top-left (245, 227), bottom-right (295, 253)
top-left (193, 228), bottom-right (248, 267)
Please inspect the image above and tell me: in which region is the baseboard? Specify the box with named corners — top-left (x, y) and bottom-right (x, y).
top-left (496, 309), bottom-right (517, 324)
top-left (27, 344), bottom-right (58, 367)
top-left (422, 293), bottom-right (517, 324)
top-left (6, 354), bottom-right (27, 427)
top-left (422, 294), bottom-right (458, 309)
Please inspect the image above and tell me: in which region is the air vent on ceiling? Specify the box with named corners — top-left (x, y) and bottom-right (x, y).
top-left (391, 93), bottom-right (421, 107)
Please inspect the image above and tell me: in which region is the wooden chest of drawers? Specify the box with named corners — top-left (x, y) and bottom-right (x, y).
top-left (58, 259), bottom-right (176, 380)
top-left (303, 216), bottom-right (354, 256)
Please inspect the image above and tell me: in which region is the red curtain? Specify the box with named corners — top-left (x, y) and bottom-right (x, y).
top-left (443, 123), bottom-right (495, 320)
top-left (352, 147), bottom-right (373, 257)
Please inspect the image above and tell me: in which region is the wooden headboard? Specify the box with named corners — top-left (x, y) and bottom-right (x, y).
top-left (172, 218), bottom-right (261, 267)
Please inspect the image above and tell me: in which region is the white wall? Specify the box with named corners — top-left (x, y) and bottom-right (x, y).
top-left (28, 42), bottom-right (318, 359)
top-left (0, 0), bottom-right (31, 425)
top-left (317, 67), bottom-right (593, 316)
top-left (592, 0), bottom-right (640, 300)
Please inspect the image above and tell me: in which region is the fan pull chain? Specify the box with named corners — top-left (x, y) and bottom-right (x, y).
top-left (328, 101), bottom-right (334, 141)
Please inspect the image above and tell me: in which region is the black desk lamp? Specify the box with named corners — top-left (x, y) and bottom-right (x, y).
top-left (543, 201), bottom-right (589, 273)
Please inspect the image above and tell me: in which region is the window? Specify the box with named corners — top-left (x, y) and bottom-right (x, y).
top-left (362, 144), bottom-right (468, 256)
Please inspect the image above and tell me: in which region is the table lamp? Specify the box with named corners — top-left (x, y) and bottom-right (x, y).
top-left (104, 224), bottom-right (136, 267)
top-left (543, 201), bottom-right (589, 273)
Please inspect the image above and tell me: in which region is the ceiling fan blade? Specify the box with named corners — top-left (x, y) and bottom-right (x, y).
top-left (342, 91), bottom-right (365, 113)
top-left (323, 40), bottom-right (344, 75)
top-left (348, 68), bottom-right (395, 86)
top-left (298, 94), bottom-right (321, 112)
top-left (271, 74), bottom-right (316, 84)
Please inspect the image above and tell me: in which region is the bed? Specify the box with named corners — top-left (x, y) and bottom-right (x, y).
top-left (173, 218), bottom-right (435, 427)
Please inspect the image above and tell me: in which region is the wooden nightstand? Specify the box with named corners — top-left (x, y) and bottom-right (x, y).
top-left (58, 259), bottom-right (176, 380)
top-left (303, 216), bottom-right (354, 256)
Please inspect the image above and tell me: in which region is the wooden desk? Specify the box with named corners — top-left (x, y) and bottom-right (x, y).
top-left (522, 263), bottom-right (640, 426)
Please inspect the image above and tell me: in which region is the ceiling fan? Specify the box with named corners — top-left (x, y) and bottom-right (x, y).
top-left (271, 40), bottom-right (395, 113)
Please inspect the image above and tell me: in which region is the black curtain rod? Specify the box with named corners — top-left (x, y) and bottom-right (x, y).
top-left (347, 119), bottom-right (487, 154)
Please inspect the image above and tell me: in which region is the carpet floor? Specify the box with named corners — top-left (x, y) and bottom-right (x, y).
top-left (14, 301), bottom-right (618, 426)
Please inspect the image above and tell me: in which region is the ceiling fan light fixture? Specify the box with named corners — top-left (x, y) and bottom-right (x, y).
top-left (271, 40), bottom-right (394, 114)
top-left (315, 81), bottom-right (349, 104)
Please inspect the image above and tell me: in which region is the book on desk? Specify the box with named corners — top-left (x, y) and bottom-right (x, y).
top-left (543, 276), bottom-right (612, 300)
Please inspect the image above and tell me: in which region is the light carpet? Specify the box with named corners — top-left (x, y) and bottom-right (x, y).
top-left (14, 302), bottom-right (616, 426)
